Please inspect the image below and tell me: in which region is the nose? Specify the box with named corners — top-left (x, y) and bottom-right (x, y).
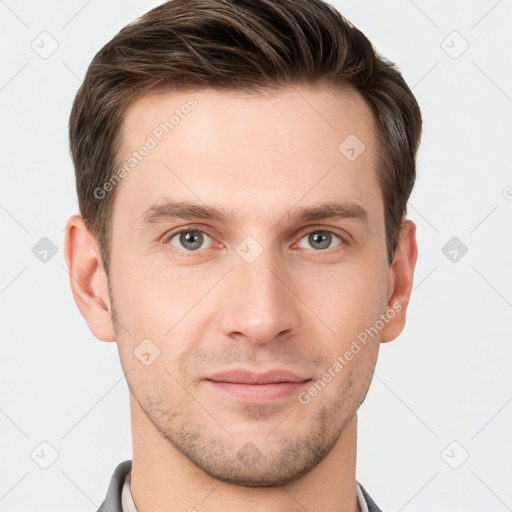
top-left (217, 243), bottom-right (301, 345)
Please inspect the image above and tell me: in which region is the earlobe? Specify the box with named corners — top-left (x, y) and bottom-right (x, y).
top-left (380, 220), bottom-right (418, 343)
top-left (63, 215), bottom-right (117, 342)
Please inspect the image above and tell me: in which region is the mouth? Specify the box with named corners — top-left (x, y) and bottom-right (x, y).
top-left (204, 369), bottom-right (312, 403)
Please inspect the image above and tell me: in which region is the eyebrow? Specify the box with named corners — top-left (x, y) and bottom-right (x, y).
top-left (136, 198), bottom-right (368, 229)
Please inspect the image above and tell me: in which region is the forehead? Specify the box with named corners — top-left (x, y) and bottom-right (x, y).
top-left (112, 85), bottom-right (382, 227)
top-left (121, 85), bottom-right (376, 157)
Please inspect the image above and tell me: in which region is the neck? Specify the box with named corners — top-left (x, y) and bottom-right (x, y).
top-left (129, 392), bottom-right (360, 512)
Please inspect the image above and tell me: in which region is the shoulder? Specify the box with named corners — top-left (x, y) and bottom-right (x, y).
top-left (96, 460), bottom-right (132, 512)
top-left (358, 482), bottom-right (385, 512)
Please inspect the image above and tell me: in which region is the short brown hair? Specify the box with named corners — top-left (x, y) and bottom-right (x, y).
top-left (69, 0), bottom-right (422, 271)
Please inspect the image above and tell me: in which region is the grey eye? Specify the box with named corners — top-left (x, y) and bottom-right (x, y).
top-left (169, 230), bottom-right (213, 251)
top-left (297, 231), bottom-right (342, 251)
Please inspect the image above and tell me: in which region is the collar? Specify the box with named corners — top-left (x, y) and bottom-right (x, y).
top-left (97, 460), bottom-right (382, 512)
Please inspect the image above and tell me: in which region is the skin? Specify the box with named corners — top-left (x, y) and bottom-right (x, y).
top-left (65, 85), bottom-right (417, 512)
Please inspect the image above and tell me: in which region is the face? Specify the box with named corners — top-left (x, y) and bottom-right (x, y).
top-left (105, 85), bottom-right (397, 486)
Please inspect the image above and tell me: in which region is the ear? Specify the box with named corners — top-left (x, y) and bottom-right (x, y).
top-left (63, 215), bottom-right (116, 342)
top-left (380, 220), bottom-right (418, 343)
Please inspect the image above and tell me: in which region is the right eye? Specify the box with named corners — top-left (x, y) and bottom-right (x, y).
top-left (165, 229), bottom-right (216, 252)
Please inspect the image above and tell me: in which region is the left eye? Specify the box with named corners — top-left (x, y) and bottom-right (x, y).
top-left (167, 230), bottom-right (214, 251)
top-left (297, 230), bottom-right (343, 251)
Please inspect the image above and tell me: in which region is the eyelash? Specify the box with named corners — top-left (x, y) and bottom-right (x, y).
top-left (162, 226), bottom-right (347, 257)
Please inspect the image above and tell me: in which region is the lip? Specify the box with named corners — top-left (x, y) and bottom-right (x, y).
top-left (206, 369), bottom-right (309, 384)
top-left (204, 369), bottom-right (311, 403)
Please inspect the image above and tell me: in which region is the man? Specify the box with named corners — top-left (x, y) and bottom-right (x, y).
top-left (64, 0), bottom-right (422, 510)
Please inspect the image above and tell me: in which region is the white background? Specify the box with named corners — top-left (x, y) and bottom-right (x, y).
top-left (0, 0), bottom-right (511, 510)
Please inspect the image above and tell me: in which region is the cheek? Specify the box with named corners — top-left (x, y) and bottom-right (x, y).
top-left (110, 254), bottom-right (198, 333)
top-left (111, 238), bottom-right (389, 355)
top-left (300, 261), bottom-right (389, 342)
top-left (110, 258), bottom-right (219, 385)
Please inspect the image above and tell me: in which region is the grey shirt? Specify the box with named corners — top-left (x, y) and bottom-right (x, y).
top-left (97, 460), bottom-right (384, 512)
